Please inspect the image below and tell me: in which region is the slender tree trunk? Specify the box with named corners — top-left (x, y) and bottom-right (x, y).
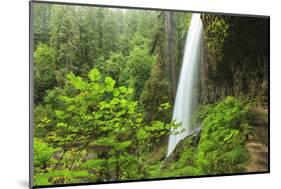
top-left (165, 11), bottom-right (177, 100)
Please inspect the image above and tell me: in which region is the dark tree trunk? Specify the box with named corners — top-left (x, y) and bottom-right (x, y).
top-left (165, 11), bottom-right (177, 100)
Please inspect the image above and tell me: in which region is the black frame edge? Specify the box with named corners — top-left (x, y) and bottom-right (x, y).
top-left (29, 1), bottom-right (35, 188)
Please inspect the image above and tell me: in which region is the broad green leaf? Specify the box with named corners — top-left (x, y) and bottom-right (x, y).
top-left (88, 68), bottom-right (101, 81)
top-left (136, 128), bottom-right (149, 140)
top-left (66, 73), bottom-right (86, 90)
top-left (104, 76), bottom-right (115, 91)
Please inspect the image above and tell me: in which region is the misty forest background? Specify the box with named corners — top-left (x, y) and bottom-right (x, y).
top-left (33, 3), bottom-right (269, 186)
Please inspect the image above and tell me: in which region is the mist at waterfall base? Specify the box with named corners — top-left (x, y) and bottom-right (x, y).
top-left (167, 14), bottom-right (203, 157)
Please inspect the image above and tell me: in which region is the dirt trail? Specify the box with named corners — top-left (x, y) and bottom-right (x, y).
top-left (246, 108), bottom-right (268, 172)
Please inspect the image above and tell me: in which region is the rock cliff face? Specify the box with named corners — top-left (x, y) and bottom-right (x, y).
top-left (199, 15), bottom-right (269, 105)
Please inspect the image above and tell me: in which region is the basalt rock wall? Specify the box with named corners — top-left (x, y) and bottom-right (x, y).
top-left (199, 15), bottom-right (269, 105)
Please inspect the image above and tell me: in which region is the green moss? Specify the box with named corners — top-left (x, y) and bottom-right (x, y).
top-left (201, 15), bottom-right (231, 65)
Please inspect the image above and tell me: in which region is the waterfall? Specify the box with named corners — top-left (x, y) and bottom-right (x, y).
top-left (167, 14), bottom-right (203, 157)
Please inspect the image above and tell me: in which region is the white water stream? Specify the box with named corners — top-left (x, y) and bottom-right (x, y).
top-left (167, 14), bottom-right (203, 157)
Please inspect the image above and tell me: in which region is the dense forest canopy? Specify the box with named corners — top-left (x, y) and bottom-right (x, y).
top-left (32, 3), bottom-right (269, 187)
top-left (33, 3), bottom-right (192, 185)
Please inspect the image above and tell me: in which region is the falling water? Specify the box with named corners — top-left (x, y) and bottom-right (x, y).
top-left (167, 14), bottom-right (203, 157)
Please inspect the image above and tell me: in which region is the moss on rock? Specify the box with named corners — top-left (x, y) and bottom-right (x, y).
top-left (199, 15), bottom-right (269, 104)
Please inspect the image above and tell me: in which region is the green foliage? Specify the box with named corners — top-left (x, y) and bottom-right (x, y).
top-left (140, 62), bottom-right (172, 122)
top-left (34, 43), bottom-right (56, 104)
top-left (95, 52), bottom-right (126, 83)
top-left (94, 47), bottom-right (155, 102)
top-left (34, 138), bottom-right (57, 169)
top-left (33, 3), bottom-right (180, 118)
top-left (194, 96), bottom-right (250, 174)
top-left (66, 73), bottom-right (87, 90)
top-left (34, 68), bottom-right (176, 185)
top-left (49, 5), bottom-right (80, 68)
top-left (152, 97), bottom-right (251, 178)
top-left (34, 4), bottom-right (51, 45)
top-left (34, 169), bottom-right (90, 186)
top-left (125, 47), bottom-right (155, 100)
